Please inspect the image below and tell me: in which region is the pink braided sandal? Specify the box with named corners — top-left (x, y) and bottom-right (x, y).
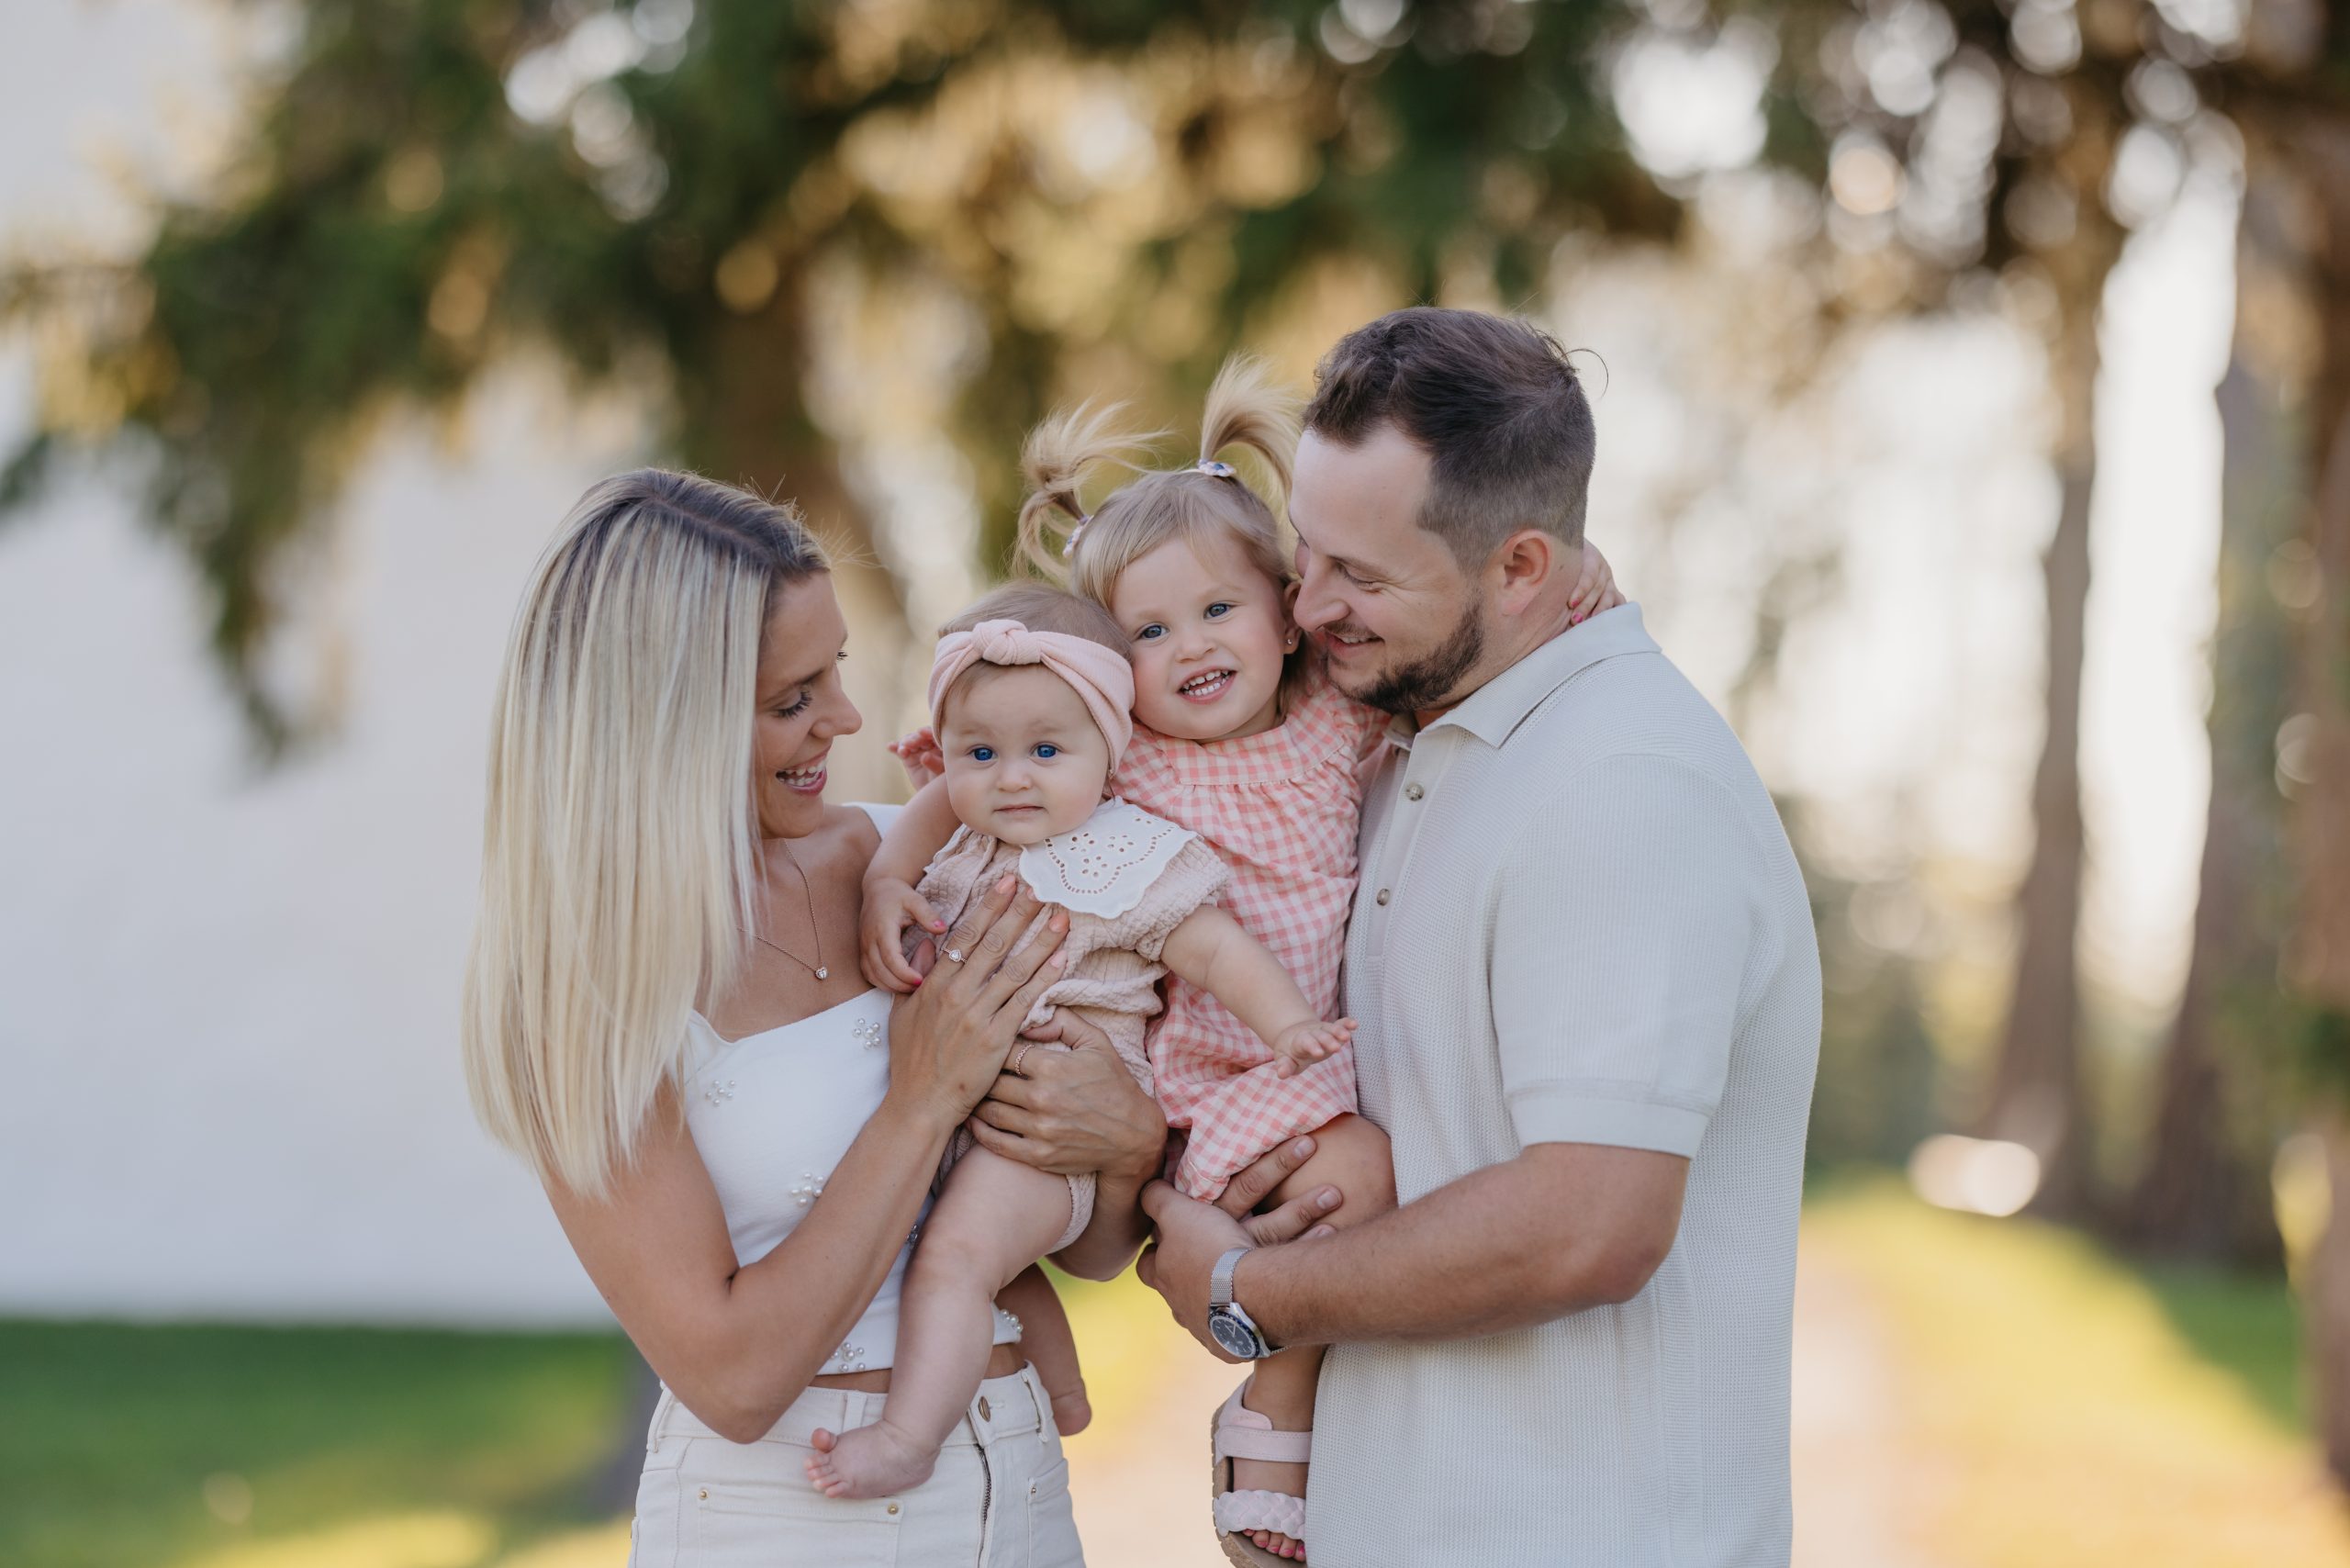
top-left (1211, 1380), bottom-right (1312, 1565)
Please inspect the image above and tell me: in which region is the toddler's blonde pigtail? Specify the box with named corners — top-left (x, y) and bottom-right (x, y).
top-left (1198, 356), bottom-right (1300, 507)
top-left (1014, 402), bottom-right (1163, 582)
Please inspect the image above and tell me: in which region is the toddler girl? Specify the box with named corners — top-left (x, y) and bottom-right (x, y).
top-left (807, 583), bottom-right (1354, 1505)
top-left (867, 360), bottom-right (1619, 1564)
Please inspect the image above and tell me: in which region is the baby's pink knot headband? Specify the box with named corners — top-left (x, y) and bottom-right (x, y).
top-left (927, 617), bottom-right (1136, 766)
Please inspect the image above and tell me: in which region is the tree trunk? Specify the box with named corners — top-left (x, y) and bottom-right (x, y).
top-left (1978, 295), bottom-right (2103, 1219)
top-left (2128, 170), bottom-right (2300, 1266)
top-left (2285, 113), bottom-right (2350, 1492)
top-left (680, 272), bottom-right (915, 801)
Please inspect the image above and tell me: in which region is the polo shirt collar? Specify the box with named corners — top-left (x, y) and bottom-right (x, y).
top-left (1419, 602), bottom-right (1658, 748)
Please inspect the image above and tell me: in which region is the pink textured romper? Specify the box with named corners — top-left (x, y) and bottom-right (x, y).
top-left (917, 802), bottom-right (1230, 1248)
top-left (1116, 672), bottom-right (1393, 1200)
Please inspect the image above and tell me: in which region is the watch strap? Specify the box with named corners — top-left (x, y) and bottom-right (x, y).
top-left (1210, 1247), bottom-right (1249, 1311)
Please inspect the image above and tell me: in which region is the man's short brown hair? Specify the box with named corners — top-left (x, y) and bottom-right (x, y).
top-left (1303, 308), bottom-right (1596, 564)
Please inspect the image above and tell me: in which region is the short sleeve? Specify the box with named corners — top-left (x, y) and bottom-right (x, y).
top-left (1492, 754), bottom-right (1760, 1158)
top-left (1123, 836), bottom-right (1231, 963)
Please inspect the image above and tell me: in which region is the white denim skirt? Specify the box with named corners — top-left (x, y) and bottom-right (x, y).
top-left (628, 1362), bottom-right (1085, 1567)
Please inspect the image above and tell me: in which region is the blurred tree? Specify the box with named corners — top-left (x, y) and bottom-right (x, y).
top-left (2163, 0), bottom-right (2350, 1484)
top-left (1750, 0), bottom-right (2145, 1217)
top-left (2124, 169), bottom-right (2298, 1267)
top-left (0, 0), bottom-right (1673, 749)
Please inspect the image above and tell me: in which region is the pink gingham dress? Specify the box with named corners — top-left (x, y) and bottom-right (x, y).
top-left (1115, 671), bottom-right (1393, 1199)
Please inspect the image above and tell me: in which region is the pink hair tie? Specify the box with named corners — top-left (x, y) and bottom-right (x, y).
top-left (927, 618), bottom-right (1137, 766)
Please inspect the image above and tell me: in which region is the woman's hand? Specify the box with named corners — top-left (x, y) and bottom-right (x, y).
top-left (886, 726), bottom-right (946, 790)
top-left (1569, 541), bottom-right (1625, 624)
top-left (968, 1012), bottom-right (1165, 1180)
top-left (860, 874), bottom-right (944, 993)
top-left (885, 875), bottom-right (1068, 1130)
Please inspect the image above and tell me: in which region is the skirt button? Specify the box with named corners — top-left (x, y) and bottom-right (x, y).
top-left (976, 1395), bottom-right (992, 1421)
top-left (888, 1502), bottom-right (901, 1516)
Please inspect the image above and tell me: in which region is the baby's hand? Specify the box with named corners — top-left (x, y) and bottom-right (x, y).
top-left (1569, 542), bottom-right (1625, 625)
top-left (860, 876), bottom-right (946, 993)
top-left (1270, 1017), bottom-right (1356, 1078)
top-left (886, 726), bottom-right (946, 790)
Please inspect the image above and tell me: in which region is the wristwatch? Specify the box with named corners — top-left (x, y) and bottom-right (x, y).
top-left (1207, 1247), bottom-right (1276, 1360)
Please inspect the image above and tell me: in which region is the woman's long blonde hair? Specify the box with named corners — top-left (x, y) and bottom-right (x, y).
top-left (462, 469), bottom-right (826, 1199)
top-left (1015, 357), bottom-right (1300, 620)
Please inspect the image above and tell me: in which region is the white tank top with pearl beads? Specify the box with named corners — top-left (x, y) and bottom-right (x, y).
top-left (680, 803), bottom-right (1018, 1375)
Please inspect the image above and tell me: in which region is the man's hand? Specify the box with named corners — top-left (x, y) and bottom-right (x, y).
top-left (1136, 1150), bottom-right (1343, 1358)
top-left (1136, 1182), bottom-right (1259, 1361)
top-left (968, 1012), bottom-right (1164, 1180)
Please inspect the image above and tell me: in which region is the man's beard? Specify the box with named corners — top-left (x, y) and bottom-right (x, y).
top-left (1349, 594), bottom-right (1486, 716)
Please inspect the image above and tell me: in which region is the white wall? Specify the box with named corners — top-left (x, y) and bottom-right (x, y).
top-left (0, 388), bottom-right (638, 1326)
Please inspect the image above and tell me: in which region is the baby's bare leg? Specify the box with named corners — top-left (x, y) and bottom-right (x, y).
top-left (1232, 1114), bottom-right (1395, 1562)
top-left (998, 1264), bottom-right (1090, 1435)
top-left (808, 1148), bottom-right (1073, 1499)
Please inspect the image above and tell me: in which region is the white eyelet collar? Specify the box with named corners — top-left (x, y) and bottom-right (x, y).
top-left (1016, 799), bottom-right (1200, 918)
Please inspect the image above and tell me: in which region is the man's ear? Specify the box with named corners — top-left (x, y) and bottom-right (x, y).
top-left (1490, 528), bottom-right (1558, 615)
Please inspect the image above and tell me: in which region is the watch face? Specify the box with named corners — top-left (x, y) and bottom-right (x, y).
top-left (1209, 1311), bottom-right (1260, 1360)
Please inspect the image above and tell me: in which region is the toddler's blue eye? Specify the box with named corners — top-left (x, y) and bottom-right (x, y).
top-left (1136, 624), bottom-right (1164, 641)
top-left (1207, 602), bottom-right (1232, 618)
top-left (970, 745), bottom-right (994, 763)
top-left (1035, 743), bottom-right (1059, 759)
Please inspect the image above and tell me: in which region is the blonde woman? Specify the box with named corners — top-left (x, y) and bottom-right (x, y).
top-left (463, 470), bottom-right (1337, 1566)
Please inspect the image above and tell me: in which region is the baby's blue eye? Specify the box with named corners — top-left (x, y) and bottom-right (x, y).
top-left (1206, 602), bottom-right (1232, 619)
top-left (970, 745), bottom-right (994, 763)
top-left (1136, 624), bottom-right (1165, 642)
top-left (1035, 743), bottom-right (1059, 759)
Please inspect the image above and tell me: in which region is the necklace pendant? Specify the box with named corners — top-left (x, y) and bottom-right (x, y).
top-left (816, 966), bottom-right (829, 980)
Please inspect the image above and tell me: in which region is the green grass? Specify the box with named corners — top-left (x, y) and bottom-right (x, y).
top-left (0, 1319), bottom-right (635, 1568)
top-left (1, 1206), bottom-right (2327, 1568)
top-left (2142, 1262), bottom-right (2310, 1435)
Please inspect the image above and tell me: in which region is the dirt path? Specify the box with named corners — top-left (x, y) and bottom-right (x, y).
top-left (1061, 1239), bottom-right (1932, 1566)
top-left (1791, 1239), bottom-right (1943, 1568)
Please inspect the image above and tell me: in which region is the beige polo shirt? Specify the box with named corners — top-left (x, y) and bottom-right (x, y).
top-left (1309, 604), bottom-right (1821, 1568)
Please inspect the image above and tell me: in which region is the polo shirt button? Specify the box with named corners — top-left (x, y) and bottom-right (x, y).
top-left (1376, 888), bottom-right (1392, 906)
top-left (1404, 782), bottom-right (1425, 801)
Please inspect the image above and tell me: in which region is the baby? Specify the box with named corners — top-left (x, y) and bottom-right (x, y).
top-left (867, 360), bottom-right (1618, 1563)
top-left (805, 583), bottom-right (1354, 1504)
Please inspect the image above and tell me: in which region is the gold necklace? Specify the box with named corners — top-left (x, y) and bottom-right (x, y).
top-left (755, 842), bottom-right (828, 981)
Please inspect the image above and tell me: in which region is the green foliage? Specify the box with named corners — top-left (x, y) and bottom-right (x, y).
top-left (2, 0), bottom-right (1671, 750)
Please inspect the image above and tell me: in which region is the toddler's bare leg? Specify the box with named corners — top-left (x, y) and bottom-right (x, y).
top-left (1232, 1114), bottom-right (1394, 1562)
top-left (999, 1264), bottom-right (1090, 1435)
top-left (807, 1148), bottom-right (1073, 1499)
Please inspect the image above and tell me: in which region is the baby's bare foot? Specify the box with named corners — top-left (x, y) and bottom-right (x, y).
top-left (805, 1419), bottom-right (936, 1499)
